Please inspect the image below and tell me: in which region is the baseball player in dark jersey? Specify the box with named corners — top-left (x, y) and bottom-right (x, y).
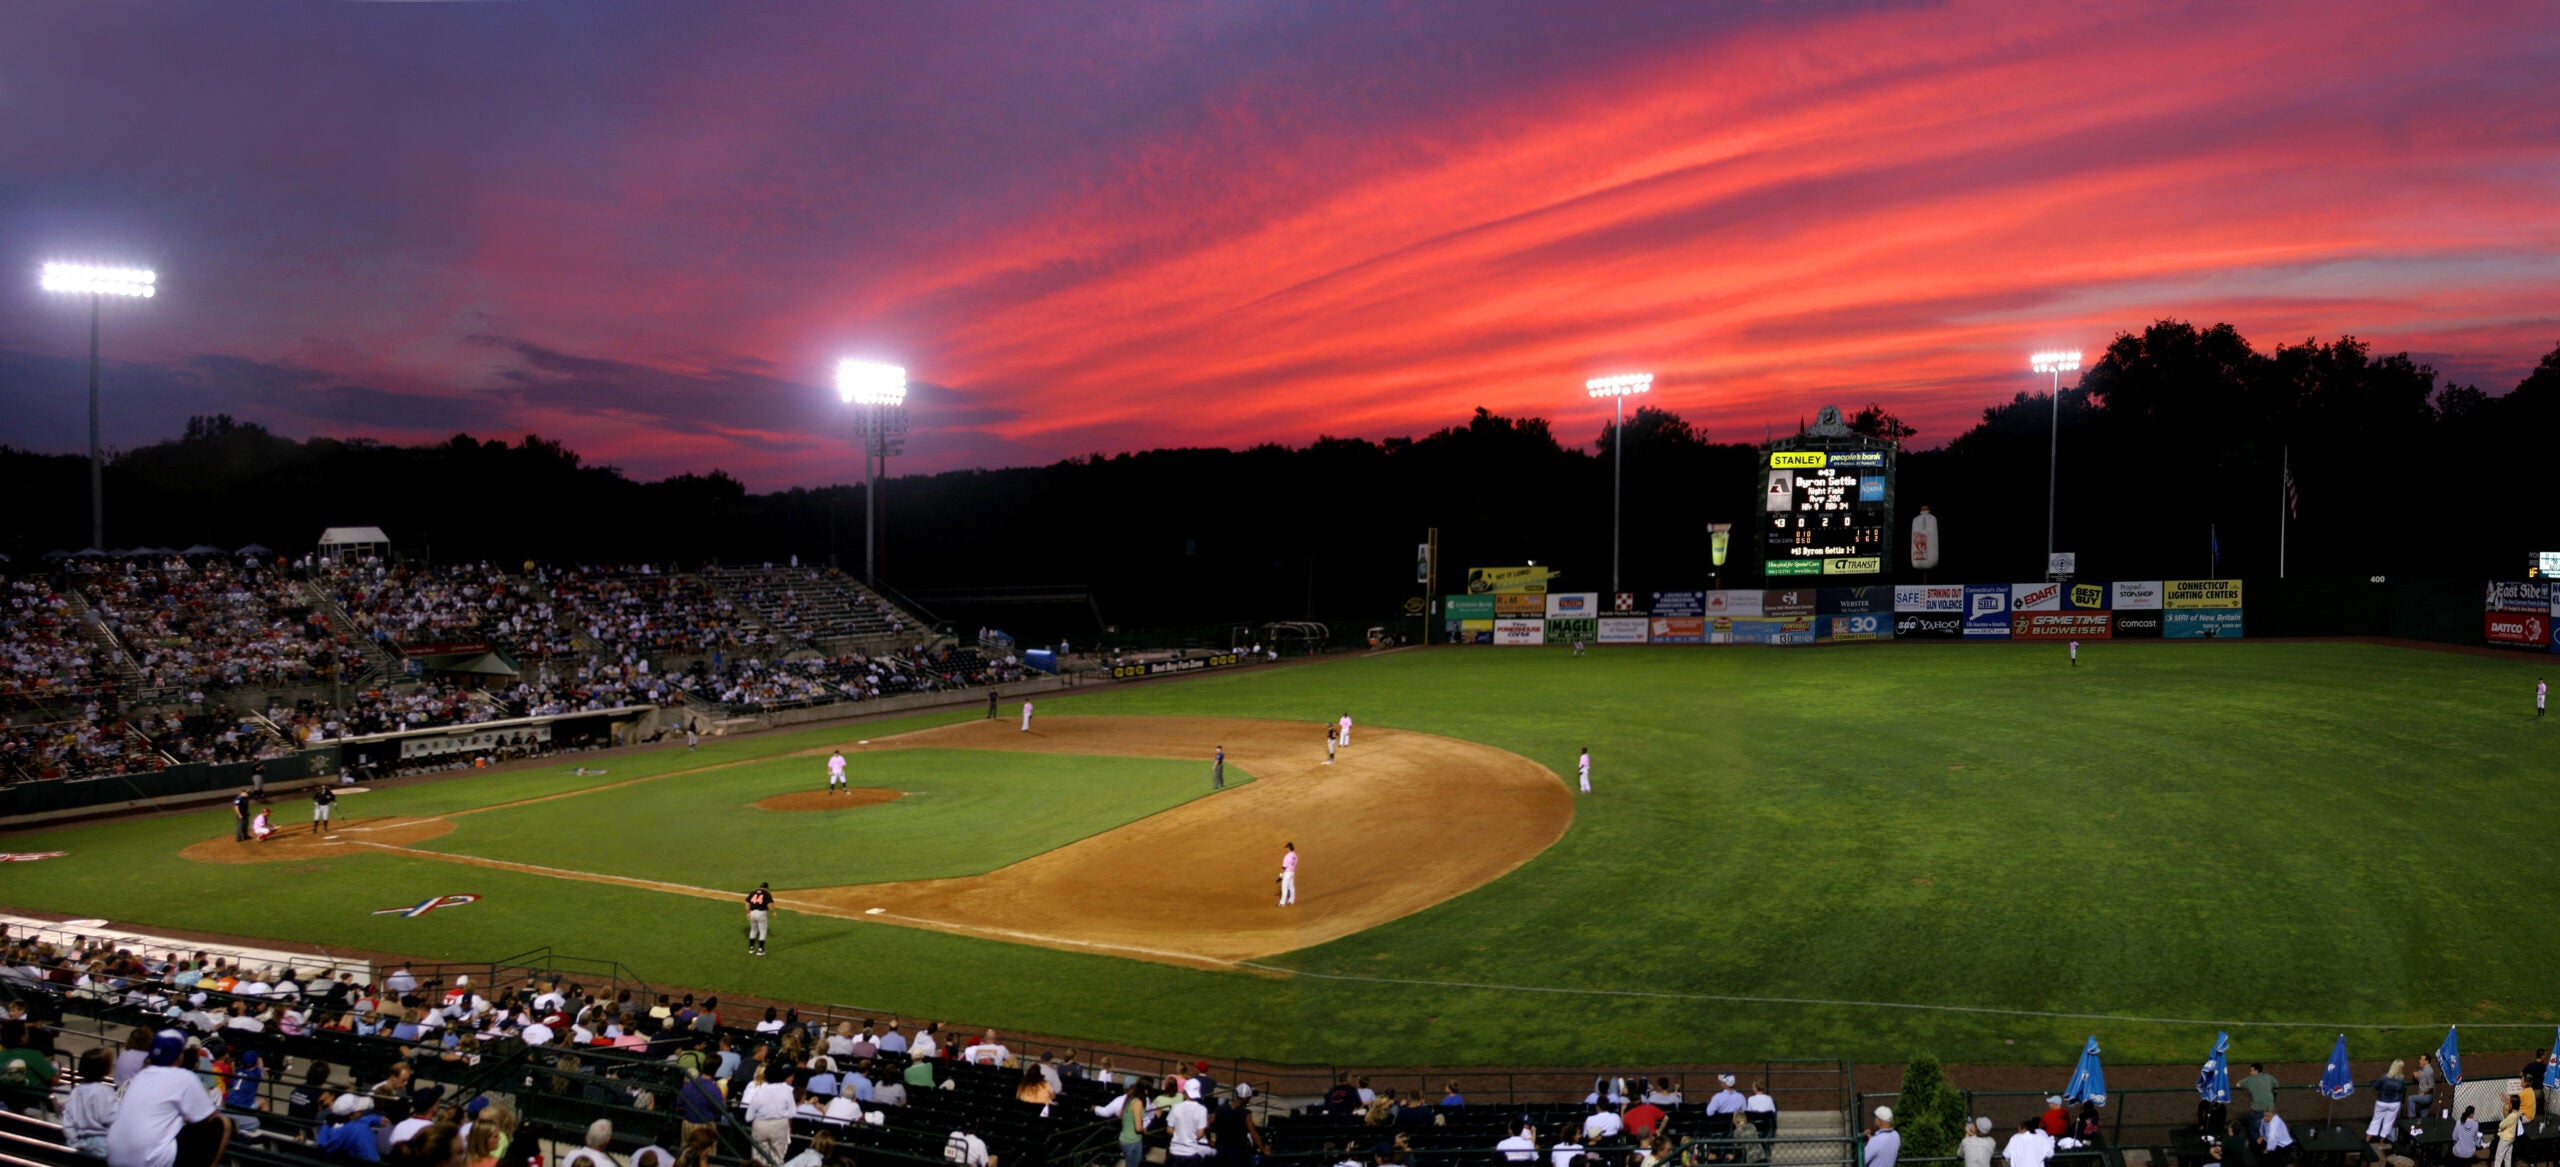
top-left (745, 882), bottom-right (774, 956)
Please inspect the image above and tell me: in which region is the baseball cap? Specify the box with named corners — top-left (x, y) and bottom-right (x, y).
top-left (1236, 1084), bottom-right (1253, 1099)
top-left (1875, 1107), bottom-right (1893, 1122)
top-left (1976, 1118), bottom-right (1993, 1134)
top-left (464, 1095), bottom-right (492, 1117)
top-left (147, 1032), bottom-right (188, 1066)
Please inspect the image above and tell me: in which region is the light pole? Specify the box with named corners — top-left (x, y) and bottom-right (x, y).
top-left (2030, 350), bottom-right (2082, 579)
top-left (1586, 372), bottom-right (1653, 600)
top-left (41, 262), bottom-right (156, 550)
top-left (836, 360), bottom-right (909, 587)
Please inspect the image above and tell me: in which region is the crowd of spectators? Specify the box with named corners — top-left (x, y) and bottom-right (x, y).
top-left (0, 717), bottom-right (162, 782)
top-left (319, 561), bottom-right (579, 659)
top-left (495, 659), bottom-right (674, 717)
top-left (76, 560), bottom-right (368, 693)
top-left (265, 682), bottom-right (506, 745)
top-left (0, 577), bottom-right (116, 709)
top-left (718, 566), bottom-right (913, 642)
top-left (547, 567), bottom-right (783, 658)
top-left (138, 708), bottom-right (293, 766)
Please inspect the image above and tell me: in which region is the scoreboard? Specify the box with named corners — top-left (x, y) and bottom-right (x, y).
top-left (1763, 448), bottom-right (1892, 576)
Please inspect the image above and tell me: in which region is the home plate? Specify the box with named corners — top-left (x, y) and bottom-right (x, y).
top-left (858, 740), bottom-right (870, 745)
top-left (865, 908), bottom-right (884, 915)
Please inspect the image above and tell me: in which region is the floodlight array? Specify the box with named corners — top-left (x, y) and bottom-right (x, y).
top-left (1585, 372), bottom-right (1654, 398)
top-left (2029, 350), bottom-right (2082, 374)
top-left (41, 262), bottom-right (156, 298)
top-left (836, 360), bottom-right (908, 406)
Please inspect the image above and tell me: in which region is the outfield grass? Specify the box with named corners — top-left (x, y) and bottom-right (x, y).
top-left (9, 642), bottom-right (2558, 1067)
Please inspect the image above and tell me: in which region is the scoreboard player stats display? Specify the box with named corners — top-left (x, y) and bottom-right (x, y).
top-left (1762, 447), bottom-right (1894, 577)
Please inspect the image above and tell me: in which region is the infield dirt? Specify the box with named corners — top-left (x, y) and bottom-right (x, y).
top-left (786, 716), bottom-right (1574, 966)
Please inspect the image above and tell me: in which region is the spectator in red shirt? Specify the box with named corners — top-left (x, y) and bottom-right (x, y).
top-left (2040, 1096), bottom-right (2069, 1138)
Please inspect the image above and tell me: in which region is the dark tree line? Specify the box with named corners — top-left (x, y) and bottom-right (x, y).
top-left (4, 322), bottom-right (2555, 632)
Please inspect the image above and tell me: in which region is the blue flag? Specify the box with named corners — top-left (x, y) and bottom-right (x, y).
top-left (2199, 1032), bottom-right (2232, 1103)
top-left (2320, 1033), bottom-right (2356, 1100)
top-left (2439, 1027), bottom-right (2463, 1087)
top-left (2065, 1036), bottom-right (2108, 1107)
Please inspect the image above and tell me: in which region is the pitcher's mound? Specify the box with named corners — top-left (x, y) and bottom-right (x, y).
top-left (754, 789), bottom-right (904, 813)
top-left (181, 815), bottom-right (455, 864)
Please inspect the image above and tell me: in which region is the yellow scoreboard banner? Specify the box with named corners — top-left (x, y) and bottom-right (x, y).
top-left (1466, 566), bottom-right (1560, 594)
top-left (2165, 579), bottom-right (2244, 609)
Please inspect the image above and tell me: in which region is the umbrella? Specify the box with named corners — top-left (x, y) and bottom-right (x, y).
top-left (2065, 1036), bottom-right (2108, 1107)
top-left (180, 545), bottom-right (224, 556)
top-left (40, 550), bottom-right (72, 559)
top-left (235, 544), bottom-right (274, 556)
top-left (72, 548), bottom-right (107, 558)
top-left (2321, 1033), bottom-right (2356, 1115)
top-left (2199, 1032), bottom-right (2232, 1104)
top-left (2440, 1027), bottom-right (2463, 1087)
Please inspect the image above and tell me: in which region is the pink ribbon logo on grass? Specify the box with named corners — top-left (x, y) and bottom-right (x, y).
top-left (0, 852), bottom-right (68, 862)
top-left (372, 894), bottom-right (480, 918)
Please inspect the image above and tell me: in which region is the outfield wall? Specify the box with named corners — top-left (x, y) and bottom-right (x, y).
top-left (1443, 579), bottom-right (2247, 645)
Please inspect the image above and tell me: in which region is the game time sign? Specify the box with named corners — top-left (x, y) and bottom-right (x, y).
top-left (1762, 440), bottom-right (1894, 579)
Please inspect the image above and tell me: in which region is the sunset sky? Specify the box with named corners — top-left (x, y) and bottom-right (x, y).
top-left (5, 1), bottom-right (2557, 488)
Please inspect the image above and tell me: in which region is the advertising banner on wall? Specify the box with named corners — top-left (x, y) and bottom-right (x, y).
top-left (1821, 613), bottom-right (1891, 642)
top-left (1761, 589), bottom-right (1816, 619)
top-left (1596, 617), bottom-right (1650, 644)
top-left (2064, 583), bottom-right (2110, 610)
top-left (1895, 612), bottom-right (1963, 639)
top-left (1894, 584), bottom-right (1965, 612)
top-left (2011, 581), bottom-right (2065, 611)
top-left (1963, 584), bottom-right (2011, 637)
top-left (1547, 617), bottom-right (1599, 642)
top-left (1467, 566), bottom-right (1558, 594)
top-left (2486, 581), bottom-right (2550, 613)
top-left (1545, 592), bottom-right (1600, 618)
top-left (1728, 619), bottom-right (1807, 645)
top-left (1701, 590), bottom-right (1758, 618)
top-left (1653, 590), bottom-right (1708, 617)
top-left (2166, 580), bottom-right (2245, 609)
top-left (2110, 581), bottom-right (2164, 610)
top-left (2012, 611), bottom-right (2111, 640)
top-left (1494, 593), bottom-right (1547, 617)
top-left (1493, 618), bottom-right (1547, 645)
top-left (2112, 610), bottom-right (2164, 638)
top-left (2164, 610), bottom-right (2245, 638)
top-left (1444, 595), bottom-right (1497, 620)
top-left (1649, 615), bottom-right (1706, 644)
top-left (2485, 610), bottom-right (2550, 648)
top-left (1819, 586), bottom-right (1888, 614)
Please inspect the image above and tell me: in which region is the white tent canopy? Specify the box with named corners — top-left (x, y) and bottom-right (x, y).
top-left (316, 526), bottom-right (391, 558)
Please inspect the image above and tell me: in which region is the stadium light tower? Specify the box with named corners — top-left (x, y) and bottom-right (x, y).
top-left (40, 262), bottom-right (156, 551)
top-left (1586, 372), bottom-right (1654, 599)
top-left (836, 360), bottom-right (910, 587)
top-left (2030, 350), bottom-right (2083, 578)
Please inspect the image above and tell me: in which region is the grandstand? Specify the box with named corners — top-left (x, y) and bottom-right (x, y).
top-left (0, 548), bottom-right (986, 802)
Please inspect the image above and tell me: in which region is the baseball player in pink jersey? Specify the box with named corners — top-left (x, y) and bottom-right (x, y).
top-left (1277, 843), bottom-right (1298, 906)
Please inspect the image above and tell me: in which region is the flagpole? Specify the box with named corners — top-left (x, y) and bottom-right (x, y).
top-left (2280, 446), bottom-right (2289, 580)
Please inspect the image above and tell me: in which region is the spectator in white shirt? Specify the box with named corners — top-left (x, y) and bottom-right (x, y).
top-left (1498, 1124), bottom-right (1540, 1163)
top-left (1167, 1093), bottom-right (1212, 1160)
top-left (943, 1120), bottom-right (992, 1167)
top-left (2003, 1118), bottom-right (2057, 1167)
top-left (743, 1068), bottom-right (795, 1167)
top-left (1958, 1118), bottom-right (1996, 1167)
top-left (1583, 1104), bottom-right (1626, 1141)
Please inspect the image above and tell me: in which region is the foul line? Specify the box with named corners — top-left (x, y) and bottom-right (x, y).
top-left (1230, 964), bottom-right (2560, 1031)
top-left (835, 909), bottom-right (1239, 969)
top-left (342, 840), bottom-right (1237, 968)
top-left (348, 841), bottom-right (740, 902)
